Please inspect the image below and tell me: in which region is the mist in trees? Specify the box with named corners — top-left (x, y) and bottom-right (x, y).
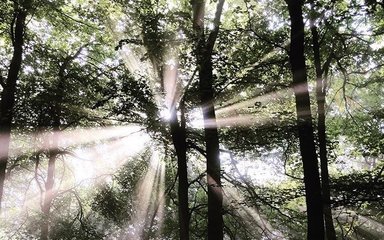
top-left (0, 0), bottom-right (383, 239)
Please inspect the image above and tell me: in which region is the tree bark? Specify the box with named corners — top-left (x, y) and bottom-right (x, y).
top-left (192, 1), bottom-right (225, 239)
top-left (310, 8), bottom-right (337, 240)
top-left (0, 1), bottom-right (29, 210)
top-left (286, 1), bottom-right (325, 239)
top-left (199, 53), bottom-right (223, 240)
top-left (169, 100), bottom-right (189, 240)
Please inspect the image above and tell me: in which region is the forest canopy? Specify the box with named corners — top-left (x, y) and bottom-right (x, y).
top-left (0, 0), bottom-right (383, 239)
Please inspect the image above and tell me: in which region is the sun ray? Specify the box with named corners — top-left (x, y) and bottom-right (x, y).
top-left (215, 82), bottom-right (311, 116)
top-left (3, 126), bottom-right (150, 218)
top-left (187, 81), bottom-right (318, 129)
top-left (4, 126), bottom-right (144, 159)
top-left (123, 149), bottom-right (166, 239)
top-left (163, 56), bottom-right (180, 108)
top-left (191, 114), bottom-right (275, 128)
top-left (223, 186), bottom-right (286, 239)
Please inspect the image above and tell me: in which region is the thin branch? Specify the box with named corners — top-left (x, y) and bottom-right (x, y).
top-left (282, 141), bottom-right (303, 180)
top-left (188, 171), bottom-right (206, 187)
top-left (49, 4), bottom-right (100, 30)
top-left (222, 150), bottom-right (294, 219)
top-left (10, 7), bottom-right (17, 45)
top-left (177, 67), bottom-right (198, 105)
top-left (206, 0), bottom-right (225, 53)
top-left (187, 141), bottom-right (207, 158)
top-left (336, 59), bottom-right (362, 130)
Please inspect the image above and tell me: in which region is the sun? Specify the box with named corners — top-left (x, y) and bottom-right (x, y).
top-left (159, 108), bottom-right (172, 121)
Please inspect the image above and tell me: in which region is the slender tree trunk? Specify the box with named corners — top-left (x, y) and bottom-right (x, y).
top-left (41, 96), bottom-right (62, 240)
top-left (40, 133), bottom-right (58, 240)
top-left (192, 1), bottom-right (225, 239)
top-left (169, 100), bottom-right (189, 240)
top-left (41, 55), bottom-right (67, 239)
top-left (138, 8), bottom-right (191, 237)
top-left (0, 2), bottom-right (29, 209)
top-left (286, 1), bottom-right (325, 239)
top-left (198, 52), bottom-right (223, 240)
top-left (310, 9), bottom-right (336, 240)
top-left (203, 57), bottom-right (222, 235)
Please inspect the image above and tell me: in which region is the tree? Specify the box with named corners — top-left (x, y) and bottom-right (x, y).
top-left (115, 1), bottom-right (191, 238)
top-left (0, 0), bottom-right (32, 209)
top-left (40, 45), bottom-right (89, 240)
top-left (169, 100), bottom-right (189, 239)
top-left (10, 2), bottom-right (126, 236)
top-left (286, 0), bottom-right (324, 239)
top-left (192, 0), bottom-right (225, 239)
top-left (308, 1), bottom-right (336, 238)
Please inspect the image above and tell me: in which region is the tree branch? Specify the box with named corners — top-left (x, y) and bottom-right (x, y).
top-left (206, 0), bottom-right (225, 53)
top-left (187, 141), bottom-right (207, 157)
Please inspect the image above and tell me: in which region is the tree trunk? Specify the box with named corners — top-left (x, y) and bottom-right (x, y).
top-left (137, 7), bottom-right (191, 237)
top-left (198, 51), bottom-right (223, 240)
top-left (0, 2), bottom-right (29, 210)
top-left (192, 1), bottom-right (224, 239)
top-left (41, 53), bottom-right (68, 239)
top-left (40, 136), bottom-right (58, 240)
top-left (41, 96), bottom-right (62, 240)
top-left (310, 9), bottom-right (337, 240)
top-left (286, 1), bottom-right (325, 239)
top-left (169, 100), bottom-right (189, 240)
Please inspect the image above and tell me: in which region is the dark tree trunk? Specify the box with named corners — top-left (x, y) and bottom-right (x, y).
top-left (286, 1), bottom-right (325, 239)
top-left (310, 9), bottom-right (337, 240)
top-left (0, 2), bottom-right (29, 209)
top-left (169, 100), bottom-right (189, 240)
top-left (199, 53), bottom-right (223, 240)
top-left (192, 1), bottom-right (225, 239)
top-left (138, 8), bottom-right (191, 237)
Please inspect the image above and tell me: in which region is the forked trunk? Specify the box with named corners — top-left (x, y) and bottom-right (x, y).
top-left (286, 1), bottom-right (325, 239)
top-left (192, 0), bottom-right (224, 239)
top-left (169, 101), bottom-right (189, 239)
top-left (310, 11), bottom-right (337, 240)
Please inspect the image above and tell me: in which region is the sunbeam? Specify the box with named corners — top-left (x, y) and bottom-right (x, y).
top-left (67, 129), bottom-right (149, 184)
top-left (3, 126), bottom-right (150, 218)
top-left (123, 149), bottom-right (166, 239)
top-left (187, 82), bottom-right (316, 129)
top-left (191, 114), bottom-right (272, 128)
top-left (215, 82), bottom-right (311, 116)
top-left (335, 209), bottom-right (384, 239)
top-left (5, 126), bottom-right (144, 159)
top-left (224, 187), bottom-right (286, 239)
top-left (163, 57), bottom-right (180, 109)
